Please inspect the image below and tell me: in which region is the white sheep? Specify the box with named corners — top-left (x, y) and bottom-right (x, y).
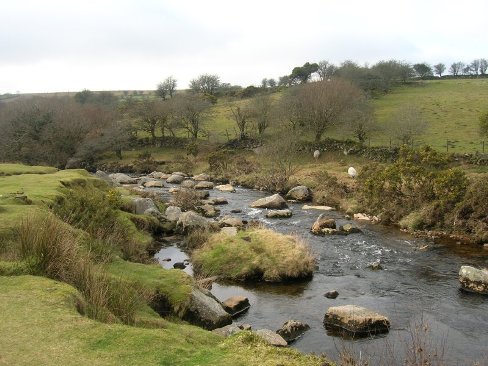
top-left (348, 167), bottom-right (357, 178)
top-left (313, 150), bottom-right (320, 160)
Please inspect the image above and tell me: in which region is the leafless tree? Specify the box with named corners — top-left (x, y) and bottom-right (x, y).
top-left (480, 59), bottom-right (488, 75)
top-left (293, 78), bottom-right (365, 141)
top-left (433, 63), bottom-right (446, 77)
top-left (449, 62), bottom-right (463, 76)
top-left (343, 101), bottom-right (377, 144)
top-left (189, 74), bottom-right (220, 95)
top-left (172, 94), bottom-right (211, 139)
top-left (317, 60), bottom-right (338, 81)
top-left (249, 94), bottom-right (273, 135)
top-left (470, 59), bottom-right (480, 75)
top-left (388, 104), bottom-right (427, 146)
top-left (229, 105), bottom-right (251, 140)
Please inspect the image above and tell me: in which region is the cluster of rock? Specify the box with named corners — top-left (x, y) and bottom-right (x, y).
top-left (310, 214), bottom-right (361, 236)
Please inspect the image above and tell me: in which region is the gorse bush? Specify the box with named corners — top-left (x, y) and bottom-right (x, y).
top-left (357, 146), bottom-right (468, 224)
top-left (52, 185), bottom-right (138, 260)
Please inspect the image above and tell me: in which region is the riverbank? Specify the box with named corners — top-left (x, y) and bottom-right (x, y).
top-left (0, 163), bottom-right (330, 366)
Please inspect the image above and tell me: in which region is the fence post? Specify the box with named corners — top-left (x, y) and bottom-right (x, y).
top-left (446, 139), bottom-right (449, 153)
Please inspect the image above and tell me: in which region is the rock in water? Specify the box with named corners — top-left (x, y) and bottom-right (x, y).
top-left (324, 305), bottom-right (390, 336)
top-left (311, 214), bottom-right (336, 235)
top-left (182, 288), bottom-right (232, 330)
top-left (250, 194), bottom-right (288, 209)
top-left (222, 296), bottom-right (251, 316)
top-left (339, 223), bottom-right (362, 234)
top-left (165, 206), bottom-right (182, 222)
top-left (131, 198), bottom-right (158, 215)
top-left (194, 181), bottom-right (214, 190)
top-left (215, 184), bottom-right (236, 192)
top-left (109, 173), bottom-right (138, 185)
top-left (176, 211), bottom-right (210, 233)
top-left (173, 262), bottom-right (186, 269)
top-left (144, 180), bottom-right (164, 188)
top-left (285, 186), bottom-right (312, 201)
top-left (459, 265), bottom-right (488, 294)
top-left (181, 179), bottom-right (196, 188)
top-left (265, 209), bottom-right (293, 218)
top-left (324, 290), bottom-right (339, 299)
top-left (193, 173), bottom-right (211, 181)
top-left (276, 320), bottom-right (310, 343)
top-left (166, 174), bottom-right (185, 184)
top-left (255, 329), bottom-right (288, 347)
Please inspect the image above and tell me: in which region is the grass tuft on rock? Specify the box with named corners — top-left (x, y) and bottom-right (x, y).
top-left (192, 228), bottom-right (315, 282)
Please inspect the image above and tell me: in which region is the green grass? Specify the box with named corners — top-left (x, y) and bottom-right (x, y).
top-left (0, 275), bottom-right (327, 366)
top-left (0, 163), bottom-right (58, 176)
top-left (107, 258), bottom-right (193, 313)
top-left (192, 228), bottom-right (316, 282)
top-left (372, 79), bottom-right (488, 152)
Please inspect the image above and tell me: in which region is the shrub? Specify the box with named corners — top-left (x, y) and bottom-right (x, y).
top-left (171, 188), bottom-right (202, 211)
top-left (192, 228), bottom-right (315, 282)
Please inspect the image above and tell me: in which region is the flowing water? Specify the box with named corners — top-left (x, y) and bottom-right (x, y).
top-left (152, 185), bottom-right (488, 364)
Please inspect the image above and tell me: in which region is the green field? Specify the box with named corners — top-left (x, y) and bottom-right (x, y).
top-left (372, 79), bottom-right (488, 152)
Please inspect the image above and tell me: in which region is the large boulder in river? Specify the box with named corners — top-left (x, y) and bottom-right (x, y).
top-left (286, 186), bottom-right (312, 201)
top-left (324, 305), bottom-right (390, 336)
top-left (181, 179), bottom-right (196, 188)
top-left (176, 211), bottom-right (211, 233)
top-left (144, 180), bottom-right (164, 188)
top-left (166, 174), bottom-right (185, 184)
top-left (215, 184), bottom-right (236, 193)
top-left (197, 204), bottom-right (220, 218)
top-left (95, 170), bottom-right (113, 185)
top-left (219, 215), bottom-right (245, 228)
top-left (181, 288), bottom-right (232, 330)
top-left (266, 209), bottom-right (293, 218)
top-left (109, 173), bottom-right (138, 185)
top-left (131, 198), bottom-right (158, 215)
top-left (459, 265), bottom-right (488, 294)
top-left (195, 181), bottom-right (214, 190)
top-left (311, 214), bottom-right (336, 235)
top-left (276, 320), bottom-right (310, 343)
top-left (165, 206), bottom-right (182, 222)
top-left (193, 173), bottom-right (211, 181)
top-left (250, 194), bottom-right (288, 209)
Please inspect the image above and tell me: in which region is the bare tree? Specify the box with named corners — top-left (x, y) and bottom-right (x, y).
top-left (449, 62), bottom-right (463, 76)
top-left (343, 101), bottom-right (377, 144)
top-left (470, 59), bottom-right (480, 75)
top-left (293, 78), bottom-right (365, 141)
top-left (433, 63), bottom-right (446, 77)
top-left (480, 59), bottom-right (488, 75)
top-left (317, 60), bottom-right (338, 81)
top-left (189, 74), bottom-right (220, 95)
top-left (156, 76), bottom-right (177, 99)
top-left (249, 94), bottom-right (273, 135)
top-left (172, 94), bottom-right (211, 139)
top-left (388, 104), bottom-right (427, 146)
top-left (462, 64), bottom-right (472, 75)
top-left (229, 105), bottom-right (251, 140)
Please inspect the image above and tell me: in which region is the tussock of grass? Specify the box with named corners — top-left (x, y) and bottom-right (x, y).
top-left (192, 228), bottom-right (315, 282)
top-left (107, 258), bottom-right (193, 316)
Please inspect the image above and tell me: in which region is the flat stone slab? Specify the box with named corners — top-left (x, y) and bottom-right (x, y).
top-left (324, 305), bottom-right (390, 336)
top-left (302, 205), bottom-right (334, 211)
top-left (194, 181), bottom-right (214, 190)
top-left (144, 180), bottom-right (164, 188)
top-left (265, 209), bottom-right (293, 218)
top-left (222, 296), bottom-right (250, 316)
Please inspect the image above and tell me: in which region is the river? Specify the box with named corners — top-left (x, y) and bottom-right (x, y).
top-left (152, 184), bottom-right (488, 365)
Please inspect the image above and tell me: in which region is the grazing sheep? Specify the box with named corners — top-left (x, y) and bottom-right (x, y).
top-left (313, 150), bottom-right (320, 160)
top-left (348, 167), bottom-right (357, 178)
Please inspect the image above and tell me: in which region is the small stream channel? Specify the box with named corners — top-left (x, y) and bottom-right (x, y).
top-left (150, 184), bottom-right (488, 364)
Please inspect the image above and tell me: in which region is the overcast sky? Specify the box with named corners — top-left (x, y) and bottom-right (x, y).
top-left (1, 0), bottom-right (487, 94)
